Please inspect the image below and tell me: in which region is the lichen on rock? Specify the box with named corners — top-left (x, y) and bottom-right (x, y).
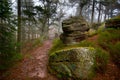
top-left (60, 16), bottom-right (89, 45)
top-left (49, 47), bottom-right (96, 80)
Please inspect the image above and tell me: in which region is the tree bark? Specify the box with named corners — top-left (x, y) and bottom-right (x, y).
top-left (17, 0), bottom-right (22, 52)
top-left (91, 0), bottom-right (95, 24)
top-left (98, 2), bottom-right (101, 23)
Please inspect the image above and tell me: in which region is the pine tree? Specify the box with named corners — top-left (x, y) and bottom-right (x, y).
top-left (0, 0), bottom-right (16, 70)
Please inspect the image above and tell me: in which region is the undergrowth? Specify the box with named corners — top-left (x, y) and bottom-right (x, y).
top-left (94, 48), bottom-right (109, 73)
top-left (98, 29), bottom-right (120, 68)
top-left (0, 52), bottom-right (23, 70)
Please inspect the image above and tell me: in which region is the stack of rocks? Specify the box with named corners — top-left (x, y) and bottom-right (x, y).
top-left (60, 16), bottom-right (89, 44)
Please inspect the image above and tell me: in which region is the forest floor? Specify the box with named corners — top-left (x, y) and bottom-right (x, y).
top-left (1, 36), bottom-right (120, 80)
top-left (1, 40), bottom-right (58, 80)
top-left (87, 35), bottom-right (120, 80)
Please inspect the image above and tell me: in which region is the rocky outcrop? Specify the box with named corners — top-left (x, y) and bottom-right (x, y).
top-left (105, 15), bottom-right (120, 29)
top-left (49, 47), bottom-right (96, 80)
top-left (60, 16), bottom-right (89, 44)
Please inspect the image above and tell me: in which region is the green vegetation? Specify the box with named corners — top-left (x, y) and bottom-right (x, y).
top-left (49, 38), bottom-right (65, 54)
top-left (32, 38), bottom-right (43, 47)
top-left (87, 23), bottom-right (105, 37)
top-left (105, 15), bottom-right (120, 29)
top-left (49, 38), bottom-right (96, 54)
top-left (91, 23), bottom-right (101, 30)
top-left (87, 29), bottom-right (97, 37)
top-left (109, 42), bottom-right (120, 67)
top-left (98, 29), bottom-right (120, 67)
top-left (0, 0), bottom-right (22, 70)
top-left (106, 15), bottom-right (120, 22)
top-left (49, 23), bottom-right (120, 79)
top-left (0, 24), bottom-right (22, 70)
top-left (94, 48), bottom-right (109, 73)
top-left (49, 37), bottom-right (109, 79)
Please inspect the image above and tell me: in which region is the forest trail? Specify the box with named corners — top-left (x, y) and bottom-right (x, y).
top-left (3, 40), bottom-right (58, 80)
top-left (2, 35), bottom-right (120, 80)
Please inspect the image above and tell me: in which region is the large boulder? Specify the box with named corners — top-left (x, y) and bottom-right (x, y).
top-left (60, 16), bottom-right (89, 44)
top-left (49, 47), bottom-right (96, 80)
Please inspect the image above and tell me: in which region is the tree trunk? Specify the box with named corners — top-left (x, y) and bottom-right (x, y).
top-left (17, 0), bottom-right (22, 52)
top-left (91, 0), bottom-right (95, 24)
top-left (79, 8), bottom-right (82, 16)
top-left (98, 2), bottom-right (101, 23)
top-left (104, 9), bottom-right (107, 21)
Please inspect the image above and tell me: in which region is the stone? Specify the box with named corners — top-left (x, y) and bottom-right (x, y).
top-left (105, 15), bottom-right (120, 29)
top-left (60, 16), bottom-right (89, 44)
top-left (48, 47), bottom-right (96, 80)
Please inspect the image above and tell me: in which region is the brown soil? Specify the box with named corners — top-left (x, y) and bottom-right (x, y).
top-left (87, 35), bottom-right (98, 42)
top-left (1, 40), bottom-right (58, 80)
top-left (93, 60), bottom-right (120, 80)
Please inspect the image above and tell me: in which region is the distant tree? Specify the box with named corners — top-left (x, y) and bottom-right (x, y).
top-left (102, 0), bottom-right (118, 19)
top-left (21, 0), bottom-right (36, 41)
top-left (34, 0), bottom-right (59, 39)
top-left (69, 0), bottom-right (91, 16)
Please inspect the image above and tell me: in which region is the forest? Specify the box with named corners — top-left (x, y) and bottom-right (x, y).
top-left (0, 0), bottom-right (120, 80)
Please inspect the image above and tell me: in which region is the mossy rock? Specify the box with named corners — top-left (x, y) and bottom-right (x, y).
top-left (49, 47), bottom-right (96, 80)
top-left (49, 47), bottom-right (109, 79)
top-left (62, 16), bottom-right (86, 25)
top-left (60, 16), bottom-right (89, 44)
top-left (62, 16), bottom-right (89, 32)
top-left (105, 15), bottom-right (120, 29)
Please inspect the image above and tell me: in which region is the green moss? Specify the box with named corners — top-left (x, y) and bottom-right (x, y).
top-left (98, 29), bottom-right (120, 47)
top-left (49, 47), bottom-right (96, 79)
top-left (49, 38), bottom-right (96, 56)
top-left (49, 38), bottom-right (66, 54)
top-left (49, 47), bottom-right (109, 79)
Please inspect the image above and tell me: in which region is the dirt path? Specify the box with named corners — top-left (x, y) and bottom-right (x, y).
top-left (3, 40), bottom-right (58, 80)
